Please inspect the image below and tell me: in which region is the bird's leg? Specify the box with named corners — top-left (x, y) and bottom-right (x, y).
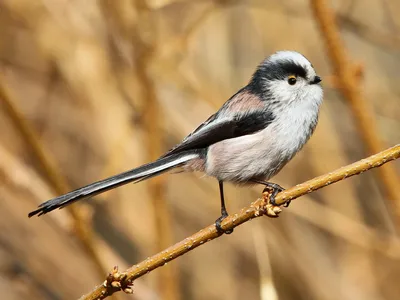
top-left (251, 180), bottom-right (289, 207)
top-left (215, 181), bottom-right (233, 234)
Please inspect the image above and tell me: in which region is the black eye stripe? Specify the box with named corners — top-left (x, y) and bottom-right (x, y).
top-left (279, 61), bottom-right (307, 78)
top-left (247, 58), bottom-right (310, 98)
top-left (251, 60), bottom-right (308, 82)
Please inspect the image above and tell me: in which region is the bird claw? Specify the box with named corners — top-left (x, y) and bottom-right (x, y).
top-left (261, 182), bottom-right (292, 207)
top-left (255, 192), bottom-right (282, 218)
top-left (257, 184), bottom-right (286, 218)
top-left (215, 214), bottom-right (233, 235)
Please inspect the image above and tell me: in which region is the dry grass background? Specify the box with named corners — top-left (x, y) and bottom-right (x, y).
top-left (0, 0), bottom-right (400, 299)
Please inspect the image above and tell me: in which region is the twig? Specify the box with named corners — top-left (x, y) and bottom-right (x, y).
top-left (0, 75), bottom-right (107, 278)
top-left (252, 224), bottom-right (278, 300)
top-left (310, 0), bottom-right (400, 218)
top-left (79, 144), bottom-right (400, 300)
top-left (130, 1), bottom-right (181, 299)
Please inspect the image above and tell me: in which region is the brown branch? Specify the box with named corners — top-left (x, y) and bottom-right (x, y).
top-left (310, 0), bottom-right (400, 218)
top-left (0, 75), bottom-right (107, 279)
top-left (80, 144), bottom-right (400, 300)
top-left (325, 63), bottom-right (364, 89)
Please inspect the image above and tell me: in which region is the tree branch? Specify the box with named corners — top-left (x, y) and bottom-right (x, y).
top-left (80, 144), bottom-right (400, 300)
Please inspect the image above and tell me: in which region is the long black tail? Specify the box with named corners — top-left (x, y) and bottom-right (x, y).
top-left (28, 151), bottom-right (198, 217)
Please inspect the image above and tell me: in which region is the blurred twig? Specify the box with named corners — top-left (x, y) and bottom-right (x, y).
top-left (0, 75), bottom-right (107, 278)
top-left (132, 1), bottom-right (181, 299)
top-left (252, 224), bottom-right (278, 300)
top-left (98, 0), bottom-right (180, 296)
top-left (80, 144), bottom-right (400, 300)
top-left (310, 0), bottom-right (400, 219)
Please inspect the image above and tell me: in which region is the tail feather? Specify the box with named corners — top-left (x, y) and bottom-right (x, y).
top-left (28, 152), bottom-right (198, 217)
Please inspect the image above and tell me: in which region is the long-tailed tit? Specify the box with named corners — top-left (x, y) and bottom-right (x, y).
top-left (29, 51), bottom-right (323, 234)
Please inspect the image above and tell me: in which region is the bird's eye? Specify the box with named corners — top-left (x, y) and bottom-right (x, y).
top-left (288, 75), bottom-right (297, 85)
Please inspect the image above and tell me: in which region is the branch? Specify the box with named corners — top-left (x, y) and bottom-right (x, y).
top-left (80, 144), bottom-right (400, 300)
top-left (310, 0), bottom-right (400, 218)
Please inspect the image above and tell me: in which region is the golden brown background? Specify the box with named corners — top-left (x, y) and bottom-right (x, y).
top-left (1, 0), bottom-right (400, 299)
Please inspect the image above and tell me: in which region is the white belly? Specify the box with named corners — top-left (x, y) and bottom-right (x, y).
top-left (205, 106), bottom-right (318, 183)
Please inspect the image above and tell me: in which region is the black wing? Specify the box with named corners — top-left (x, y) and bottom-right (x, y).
top-left (162, 109), bottom-right (275, 157)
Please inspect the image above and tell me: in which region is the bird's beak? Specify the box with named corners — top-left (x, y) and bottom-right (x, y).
top-left (311, 75), bottom-right (322, 84)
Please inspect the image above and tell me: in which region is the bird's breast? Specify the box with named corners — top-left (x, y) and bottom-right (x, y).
top-left (205, 105), bottom-right (319, 183)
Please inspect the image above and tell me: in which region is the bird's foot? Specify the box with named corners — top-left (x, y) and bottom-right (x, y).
top-left (215, 213), bottom-right (233, 235)
top-left (259, 182), bottom-right (290, 207)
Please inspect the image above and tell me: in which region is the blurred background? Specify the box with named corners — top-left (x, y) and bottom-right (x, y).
top-left (1, 0), bottom-right (400, 299)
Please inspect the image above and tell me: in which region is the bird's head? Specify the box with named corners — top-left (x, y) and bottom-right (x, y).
top-left (248, 51), bottom-right (323, 109)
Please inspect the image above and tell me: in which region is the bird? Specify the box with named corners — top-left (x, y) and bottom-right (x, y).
top-left (28, 50), bottom-right (323, 234)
